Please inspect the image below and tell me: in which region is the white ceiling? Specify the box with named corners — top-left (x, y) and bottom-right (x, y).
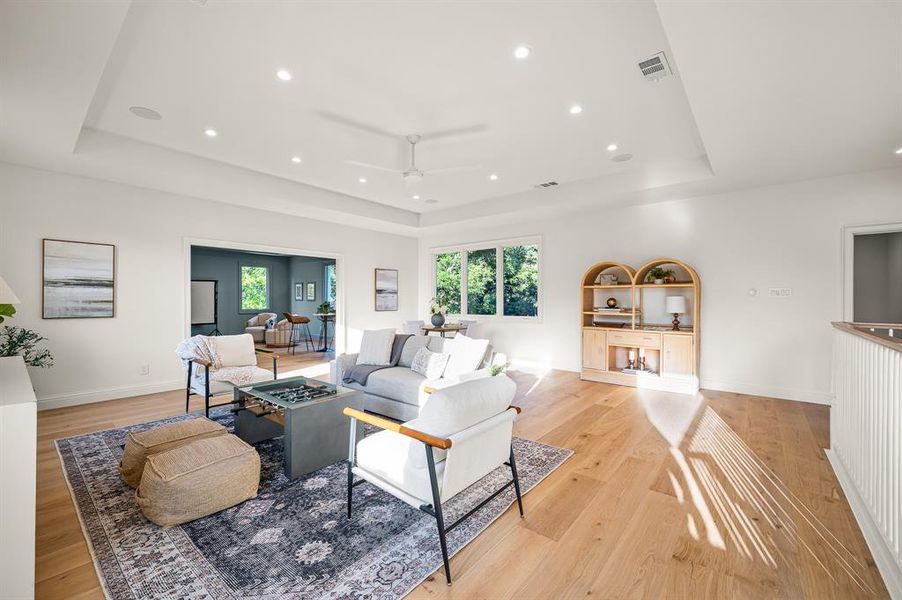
top-left (84, 1), bottom-right (707, 212)
top-left (1, 1), bottom-right (901, 234)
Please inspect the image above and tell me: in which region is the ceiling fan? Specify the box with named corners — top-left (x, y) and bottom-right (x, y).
top-left (346, 134), bottom-right (480, 183)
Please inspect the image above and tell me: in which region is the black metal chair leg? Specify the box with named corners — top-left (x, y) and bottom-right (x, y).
top-left (304, 323), bottom-right (314, 352)
top-left (425, 445), bottom-right (452, 585)
top-left (185, 362), bottom-right (193, 413)
top-left (204, 372), bottom-right (211, 418)
top-left (346, 460), bottom-right (354, 519)
top-left (509, 445), bottom-right (524, 517)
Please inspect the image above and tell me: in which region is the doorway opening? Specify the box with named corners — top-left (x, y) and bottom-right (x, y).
top-left (843, 223), bottom-right (902, 324)
top-left (184, 238), bottom-right (342, 379)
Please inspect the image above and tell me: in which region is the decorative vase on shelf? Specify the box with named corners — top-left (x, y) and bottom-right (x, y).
top-left (654, 278), bottom-right (664, 285)
top-left (431, 313), bottom-right (446, 327)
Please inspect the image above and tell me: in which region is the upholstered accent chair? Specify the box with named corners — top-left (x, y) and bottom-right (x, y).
top-left (264, 318), bottom-right (292, 347)
top-left (245, 312), bottom-right (277, 343)
top-left (185, 333), bottom-right (278, 417)
top-left (344, 376), bottom-right (523, 585)
top-left (456, 319), bottom-right (478, 337)
top-left (401, 320), bottom-right (426, 335)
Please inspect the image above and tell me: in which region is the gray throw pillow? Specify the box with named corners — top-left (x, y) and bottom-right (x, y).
top-left (399, 335), bottom-right (430, 368)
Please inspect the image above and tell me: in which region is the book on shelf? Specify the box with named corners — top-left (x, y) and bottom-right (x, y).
top-left (593, 307), bottom-right (636, 312)
top-left (621, 368), bottom-right (657, 376)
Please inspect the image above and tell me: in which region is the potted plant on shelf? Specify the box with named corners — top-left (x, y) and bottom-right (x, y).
top-left (645, 267), bottom-right (675, 285)
top-left (428, 298), bottom-right (449, 327)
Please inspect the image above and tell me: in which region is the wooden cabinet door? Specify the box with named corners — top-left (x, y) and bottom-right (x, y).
top-left (582, 329), bottom-right (607, 371)
top-left (662, 334), bottom-right (693, 376)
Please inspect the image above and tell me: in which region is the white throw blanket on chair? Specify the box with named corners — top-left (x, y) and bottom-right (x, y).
top-left (175, 335), bottom-right (263, 387)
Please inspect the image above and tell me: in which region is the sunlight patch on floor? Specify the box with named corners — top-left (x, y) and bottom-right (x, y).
top-left (665, 405), bottom-right (877, 594)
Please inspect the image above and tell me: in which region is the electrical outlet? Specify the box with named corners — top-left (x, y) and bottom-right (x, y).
top-left (768, 288), bottom-right (792, 298)
top-left (139, 364), bottom-right (150, 376)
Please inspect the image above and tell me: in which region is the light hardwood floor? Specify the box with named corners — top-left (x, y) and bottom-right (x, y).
top-left (35, 365), bottom-right (888, 599)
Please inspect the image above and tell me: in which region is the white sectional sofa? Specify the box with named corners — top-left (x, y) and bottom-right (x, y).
top-left (330, 335), bottom-right (498, 421)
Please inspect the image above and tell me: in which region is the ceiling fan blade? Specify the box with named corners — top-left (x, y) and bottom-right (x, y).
top-left (421, 124), bottom-right (489, 141)
top-left (344, 160), bottom-right (400, 173)
top-left (317, 110), bottom-right (401, 140)
top-left (424, 164), bottom-right (482, 175)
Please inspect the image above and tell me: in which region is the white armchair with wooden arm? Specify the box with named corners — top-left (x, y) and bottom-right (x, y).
top-left (343, 376), bottom-right (522, 586)
top-left (185, 333), bottom-right (278, 417)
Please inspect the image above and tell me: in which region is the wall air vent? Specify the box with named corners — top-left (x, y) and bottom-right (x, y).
top-left (533, 181), bottom-right (559, 189)
top-left (638, 52), bottom-right (671, 82)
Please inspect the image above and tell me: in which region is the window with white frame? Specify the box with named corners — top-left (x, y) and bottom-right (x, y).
top-left (433, 237), bottom-right (540, 318)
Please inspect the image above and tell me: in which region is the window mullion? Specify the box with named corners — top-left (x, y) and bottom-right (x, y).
top-left (496, 245), bottom-right (504, 316)
top-left (460, 251), bottom-right (468, 316)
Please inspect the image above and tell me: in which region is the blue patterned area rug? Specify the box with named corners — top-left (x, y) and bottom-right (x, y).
top-left (56, 408), bottom-right (572, 599)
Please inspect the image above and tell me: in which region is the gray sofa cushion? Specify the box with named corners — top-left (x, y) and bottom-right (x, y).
top-left (399, 336), bottom-right (430, 367)
top-left (343, 367), bottom-right (427, 407)
top-left (427, 337), bottom-right (447, 352)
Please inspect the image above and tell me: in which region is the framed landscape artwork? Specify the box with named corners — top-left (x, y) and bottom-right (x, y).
top-left (374, 268), bottom-right (398, 311)
top-left (295, 283), bottom-right (303, 301)
top-left (43, 239), bottom-right (115, 319)
top-left (306, 281), bottom-right (316, 301)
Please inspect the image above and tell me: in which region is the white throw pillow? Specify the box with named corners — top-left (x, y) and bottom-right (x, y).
top-left (410, 347), bottom-right (450, 379)
top-left (442, 334), bottom-right (490, 378)
top-left (356, 329), bottom-right (396, 366)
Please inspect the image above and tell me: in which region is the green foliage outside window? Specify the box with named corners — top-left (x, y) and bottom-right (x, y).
top-left (325, 264), bottom-right (337, 303)
top-left (467, 249), bottom-right (497, 315)
top-left (503, 245), bottom-right (539, 316)
top-left (240, 265), bottom-right (269, 310)
top-left (435, 252), bottom-right (461, 314)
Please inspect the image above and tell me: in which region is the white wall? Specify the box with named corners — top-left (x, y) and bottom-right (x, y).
top-left (0, 162), bottom-right (418, 409)
top-left (418, 167), bottom-right (902, 404)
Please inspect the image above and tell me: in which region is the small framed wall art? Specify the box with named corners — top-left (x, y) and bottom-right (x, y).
top-left (374, 268), bottom-right (398, 311)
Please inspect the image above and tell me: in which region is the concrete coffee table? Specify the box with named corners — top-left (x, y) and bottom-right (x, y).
top-left (232, 375), bottom-right (363, 479)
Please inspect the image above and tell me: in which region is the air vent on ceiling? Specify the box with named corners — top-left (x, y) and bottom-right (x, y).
top-left (638, 52), bottom-right (671, 82)
top-left (533, 181), bottom-right (558, 189)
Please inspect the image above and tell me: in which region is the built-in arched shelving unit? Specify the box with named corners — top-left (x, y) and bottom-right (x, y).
top-left (580, 258), bottom-right (700, 394)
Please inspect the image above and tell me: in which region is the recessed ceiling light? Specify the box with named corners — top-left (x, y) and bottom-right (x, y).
top-left (291, 156), bottom-right (302, 163)
top-left (129, 106), bottom-right (162, 120)
top-left (489, 173), bottom-right (499, 181)
top-left (606, 143), bottom-right (618, 152)
top-left (276, 69), bottom-right (292, 81)
top-left (358, 177), bottom-right (367, 183)
top-left (412, 195), bottom-right (420, 200)
top-left (513, 45), bottom-right (531, 59)
top-left (204, 128), bottom-right (218, 137)
top-left (569, 105), bottom-right (583, 115)
top-left (611, 153), bottom-right (633, 162)
top-left (896, 147), bottom-right (902, 155)
top-left (425, 199), bottom-right (439, 204)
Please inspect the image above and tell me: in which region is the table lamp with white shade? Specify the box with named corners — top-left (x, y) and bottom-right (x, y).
top-left (665, 296), bottom-right (687, 331)
top-left (0, 275), bottom-right (21, 323)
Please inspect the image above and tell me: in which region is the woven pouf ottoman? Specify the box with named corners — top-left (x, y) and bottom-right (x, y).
top-left (119, 417), bottom-right (226, 488)
top-left (136, 434), bottom-right (261, 527)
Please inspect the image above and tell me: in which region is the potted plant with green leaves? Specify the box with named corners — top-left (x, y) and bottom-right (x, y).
top-left (428, 298), bottom-right (449, 327)
top-left (0, 326), bottom-right (53, 368)
top-left (645, 266), bottom-right (675, 285)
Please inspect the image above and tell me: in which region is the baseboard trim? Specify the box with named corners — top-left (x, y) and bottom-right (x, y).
top-left (37, 379), bottom-right (184, 411)
top-left (700, 378), bottom-right (833, 406)
top-left (826, 449), bottom-right (902, 598)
